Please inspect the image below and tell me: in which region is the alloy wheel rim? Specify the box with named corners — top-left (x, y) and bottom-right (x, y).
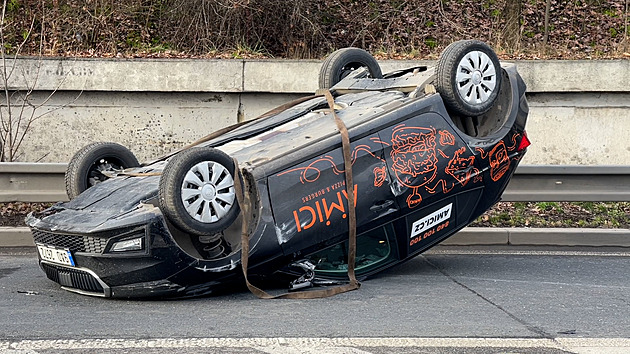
top-left (180, 161), bottom-right (235, 223)
top-left (455, 50), bottom-right (497, 105)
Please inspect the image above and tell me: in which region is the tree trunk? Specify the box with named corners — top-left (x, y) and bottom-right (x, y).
top-left (502, 0), bottom-right (522, 52)
top-left (543, 0), bottom-right (551, 47)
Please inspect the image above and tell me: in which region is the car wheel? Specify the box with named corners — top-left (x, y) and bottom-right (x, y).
top-left (65, 142), bottom-right (140, 199)
top-left (158, 147), bottom-right (240, 236)
top-left (319, 47), bottom-right (383, 89)
top-left (436, 40), bottom-right (502, 117)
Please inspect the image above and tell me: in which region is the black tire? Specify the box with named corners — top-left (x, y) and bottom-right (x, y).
top-left (319, 47), bottom-right (383, 89)
top-left (65, 142), bottom-right (140, 199)
top-left (436, 40), bottom-right (502, 117)
top-left (158, 147), bottom-right (240, 236)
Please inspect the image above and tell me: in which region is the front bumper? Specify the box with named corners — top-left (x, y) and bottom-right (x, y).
top-left (28, 212), bottom-right (240, 298)
top-left (39, 261), bottom-right (110, 296)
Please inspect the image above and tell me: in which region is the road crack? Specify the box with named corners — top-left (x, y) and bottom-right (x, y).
top-left (422, 255), bottom-right (554, 339)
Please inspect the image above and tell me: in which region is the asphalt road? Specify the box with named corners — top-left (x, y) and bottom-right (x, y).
top-left (1, 246), bottom-right (629, 353)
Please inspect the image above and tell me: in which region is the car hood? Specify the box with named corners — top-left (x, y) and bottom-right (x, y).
top-left (27, 175), bottom-right (162, 233)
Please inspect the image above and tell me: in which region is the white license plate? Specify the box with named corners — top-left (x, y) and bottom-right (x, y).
top-left (37, 244), bottom-right (75, 267)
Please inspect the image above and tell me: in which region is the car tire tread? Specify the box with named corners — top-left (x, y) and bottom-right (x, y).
top-left (65, 142), bottom-right (139, 199)
top-left (319, 47), bottom-right (383, 89)
top-left (436, 40), bottom-right (502, 117)
top-left (158, 147), bottom-right (240, 236)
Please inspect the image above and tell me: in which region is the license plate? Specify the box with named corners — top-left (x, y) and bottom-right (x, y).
top-left (37, 244), bottom-right (75, 267)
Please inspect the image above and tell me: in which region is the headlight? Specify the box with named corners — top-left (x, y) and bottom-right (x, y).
top-left (111, 237), bottom-right (144, 252)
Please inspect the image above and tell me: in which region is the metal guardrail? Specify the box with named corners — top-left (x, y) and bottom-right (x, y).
top-left (0, 163), bottom-right (629, 203)
top-left (504, 165), bottom-right (630, 202)
top-left (0, 163), bottom-right (68, 202)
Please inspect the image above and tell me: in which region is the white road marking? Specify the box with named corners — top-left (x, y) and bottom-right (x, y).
top-left (558, 338), bottom-right (630, 354)
top-left (1, 337), bottom-right (630, 352)
top-left (257, 346), bottom-right (372, 354)
top-left (428, 249), bottom-right (630, 257)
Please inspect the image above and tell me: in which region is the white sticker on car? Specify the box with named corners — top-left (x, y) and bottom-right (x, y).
top-left (410, 203), bottom-right (453, 238)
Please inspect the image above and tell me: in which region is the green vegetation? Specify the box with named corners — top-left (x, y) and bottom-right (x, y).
top-left (6, 0), bottom-right (19, 12)
top-left (424, 37), bottom-right (438, 49)
top-left (603, 8), bottom-right (618, 17)
top-left (472, 202), bottom-right (630, 228)
top-left (610, 28), bottom-right (618, 37)
top-left (1, 0), bottom-right (628, 59)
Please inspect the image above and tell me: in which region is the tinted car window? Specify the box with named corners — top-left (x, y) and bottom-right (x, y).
top-left (306, 224), bottom-right (398, 276)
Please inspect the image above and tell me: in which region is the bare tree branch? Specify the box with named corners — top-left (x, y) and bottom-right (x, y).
top-left (0, 0), bottom-right (77, 161)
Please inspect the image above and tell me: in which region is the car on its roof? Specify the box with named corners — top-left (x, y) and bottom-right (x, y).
top-left (27, 40), bottom-right (530, 298)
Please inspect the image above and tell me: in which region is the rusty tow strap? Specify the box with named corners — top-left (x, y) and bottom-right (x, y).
top-left (233, 89), bottom-right (360, 299)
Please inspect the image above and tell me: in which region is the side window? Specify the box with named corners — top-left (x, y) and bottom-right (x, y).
top-left (305, 224), bottom-right (398, 276)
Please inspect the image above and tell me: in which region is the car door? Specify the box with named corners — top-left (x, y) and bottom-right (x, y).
top-left (268, 133), bottom-right (398, 255)
top-left (378, 112), bottom-right (485, 254)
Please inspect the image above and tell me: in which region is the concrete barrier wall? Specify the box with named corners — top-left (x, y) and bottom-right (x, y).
top-left (3, 58), bottom-right (629, 164)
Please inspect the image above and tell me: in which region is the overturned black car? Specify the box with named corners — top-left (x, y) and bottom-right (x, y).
top-left (27, 40), bottom-right (530, 298)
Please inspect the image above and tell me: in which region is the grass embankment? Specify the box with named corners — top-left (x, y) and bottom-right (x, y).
top-left (471, 202), bottom-right (630, 228)
top-left (2, 202), bottom-right (628, 228)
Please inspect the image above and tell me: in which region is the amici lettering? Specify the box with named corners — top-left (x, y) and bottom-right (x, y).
top-left (292, 184), bottom-right (358, 232)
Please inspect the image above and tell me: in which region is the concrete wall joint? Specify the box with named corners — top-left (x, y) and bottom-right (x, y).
top-left (6, 58), bottom-right (630, 94)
